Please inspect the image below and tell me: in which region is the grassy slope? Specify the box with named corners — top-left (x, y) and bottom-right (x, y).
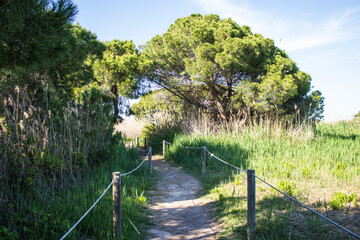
top-left (1, 142), bottom-right (153, 240)
top-left (164, 120), bottom-right (360, 239)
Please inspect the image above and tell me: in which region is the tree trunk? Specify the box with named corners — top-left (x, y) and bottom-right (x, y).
top-left (111, 85), bottom-right (119, 122)
top-left (209, 87), bottom-right (228, 122)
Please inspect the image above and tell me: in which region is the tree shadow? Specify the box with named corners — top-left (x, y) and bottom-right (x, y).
top-left (161, 137), bottom-right (360, 239)
top-left (164, 138), bottom-right (250, 191)
top-left (218, 194), bottom-right (360, 240)
top-left (321, 133), bottom-right (359, 141)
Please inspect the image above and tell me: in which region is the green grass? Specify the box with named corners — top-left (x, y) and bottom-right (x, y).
top-left (164, 120), bottom-right (360, 239)
top-left (1, 142), bottom-right (154, 240)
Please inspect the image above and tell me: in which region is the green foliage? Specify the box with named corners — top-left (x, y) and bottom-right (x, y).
top-left (94, 40), bottom-right (145, 121)
top-left (0, 138), bottom-right (153, 239)
top-left (0, 0), bottom-right (78, 71)
top-left (144, 14), bottom-right (324, 122)
top-left (49, 24), bottom-right (106, 91)
top-left (276, 180), bottom-right (297, 197)
top-left (329, 192), bottom-right (357, 210)
top-left (94, 40), bottom-right (142, 97)
top-left (130, 89), bottom-right (189, 121)
top-left (0, 2), bottom-right (152, 240)
top-left (141, 121), bottom-right (182, 155)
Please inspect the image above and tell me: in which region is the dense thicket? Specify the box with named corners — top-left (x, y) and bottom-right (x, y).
top-left (0, 1), bottom-right (140, 238)
top-left (141, 14), bottom-right (324, 123)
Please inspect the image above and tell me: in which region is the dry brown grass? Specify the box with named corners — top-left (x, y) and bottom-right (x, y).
top-left (114, 117), bottom-right (147, 139)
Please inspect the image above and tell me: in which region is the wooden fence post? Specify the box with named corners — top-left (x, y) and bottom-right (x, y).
top-left (148, 147), bottom-right (152, 174)
top-left (130, 141), bottom-right (134, 148)
top-left (202, 146), bottom-right (206, 175)
top-left (136, 136), bottom-right (139, 147)
top-left (247, 169), bottom-right (256, 240)
top-left (162, 140), bottom-right (165, 157)
top-left (144, 138), bottom-right (147, 149)
top-left (112, 172), bottom-right (122, 240)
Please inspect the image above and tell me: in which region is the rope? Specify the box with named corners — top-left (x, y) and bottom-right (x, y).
top-left (60, 150), bottom-right (151, 239)
top-left (254, 174), bottom-right (360, 239)
top-left (59, 179), bottom-right (115, 240)
top-left (205, 148), bottom-right (247, 173)
top-left (164, 141), bottom-right (202, 150)
top-left (125, 215), bottom-right (141, 235)
top-left (121, 150), bottom-right (150, 177)
top-left (135, 147), bottom-right (148, 152)
top-left (147, 140), bottom-right (163, 144)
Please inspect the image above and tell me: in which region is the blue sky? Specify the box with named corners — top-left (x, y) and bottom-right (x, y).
top-left (74, 0), bottom-right (360, 121)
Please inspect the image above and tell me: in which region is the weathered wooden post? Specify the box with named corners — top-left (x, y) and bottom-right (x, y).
top-left (112, 172), bottom-right (122, 240)
top-left (148, 147), bottom-right (152, 174)
top-left (144, 138), bottom-right (147, 150)
top-left (162, 140), bottom-right (165, 157)
top-left (202, 146), bottom-right (206, 175)
top-left (247, 169), bottom-right (256, 240)
top-left (130, 141), bottom-right (134, 148)
top-left (136, 136), bottom-right (139, 147)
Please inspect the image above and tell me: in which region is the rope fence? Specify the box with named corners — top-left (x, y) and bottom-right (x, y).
top-left (204, 148), bottom-right (247, 173)
top-left (60, 136), bottom-right (360, 240)
top-left (59, 148), bottom-right (153, 240)
top-left (161, 139), bottom-right (360, 240)
top-left (254, 174), bottom-right (360, 239)
top-left (164, 141), bottom-right (203, 150)
top-left (60, 179), bottom-right (115, 240)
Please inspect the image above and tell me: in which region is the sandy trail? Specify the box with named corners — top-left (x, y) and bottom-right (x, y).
top-left (146, 156), bottom-right (221, 240)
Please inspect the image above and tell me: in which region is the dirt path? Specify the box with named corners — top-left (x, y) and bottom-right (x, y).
top-left (146, 156), bottom-right (221, 240)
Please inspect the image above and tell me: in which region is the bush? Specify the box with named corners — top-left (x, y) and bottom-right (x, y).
top-left (141, 121), bottom-right (182, 154)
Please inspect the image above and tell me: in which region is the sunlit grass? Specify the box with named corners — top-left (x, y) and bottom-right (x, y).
top-left (164, 119), bottom-right (360, 239)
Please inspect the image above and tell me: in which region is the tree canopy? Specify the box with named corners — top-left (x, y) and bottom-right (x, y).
top-left (93, 40), bottom-right (144, 122)
top-left (143, 14), bottom-right (324, 121)
top-left (0, 0), bottom-right (78, 71)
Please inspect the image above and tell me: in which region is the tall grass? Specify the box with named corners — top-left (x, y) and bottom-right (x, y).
top-left (163, 119), bottom-right (360, 239)
top-left (0, 86), bottom-right (154, 239)
top-left (0, 142), bottom-right (153, 239)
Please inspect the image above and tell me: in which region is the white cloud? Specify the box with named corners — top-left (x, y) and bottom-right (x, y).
top-left (279, 8), bottom-right (360, 51)
top-left (192, 0), bottom-right (360, 52)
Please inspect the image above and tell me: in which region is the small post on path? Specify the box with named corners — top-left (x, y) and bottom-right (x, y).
top-left (112, 172), bottom-right (122, 240)
top-left (162, 140), bottom-right (165, 157)
top-left (202, 146), bottom-right (206, 175)
top-left (144, 138), bottom-right (147, 149)
top-left (130, 141), bottom-right (134, 148)
top-left (136, 136), bottom-right (139, 147)
top-left (247, 169), bottom-right (256, 240)
top-left (148, 147), bottom-right (152, 174)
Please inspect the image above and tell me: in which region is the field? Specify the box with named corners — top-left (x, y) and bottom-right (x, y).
top-left (161, 119), bottom-right (360, 239)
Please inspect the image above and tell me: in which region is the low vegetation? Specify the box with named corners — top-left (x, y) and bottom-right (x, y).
top-left (146, 118), bottom-right (360, 239)
top-left (1, 136), bottom-right (153, 239)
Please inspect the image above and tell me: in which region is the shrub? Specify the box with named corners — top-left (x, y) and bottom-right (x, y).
top-left (141, 121), bottom-right (182, 154)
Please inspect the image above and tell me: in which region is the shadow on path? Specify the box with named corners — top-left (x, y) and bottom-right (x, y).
top-left (146, 156), bottom-right (221, 240)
